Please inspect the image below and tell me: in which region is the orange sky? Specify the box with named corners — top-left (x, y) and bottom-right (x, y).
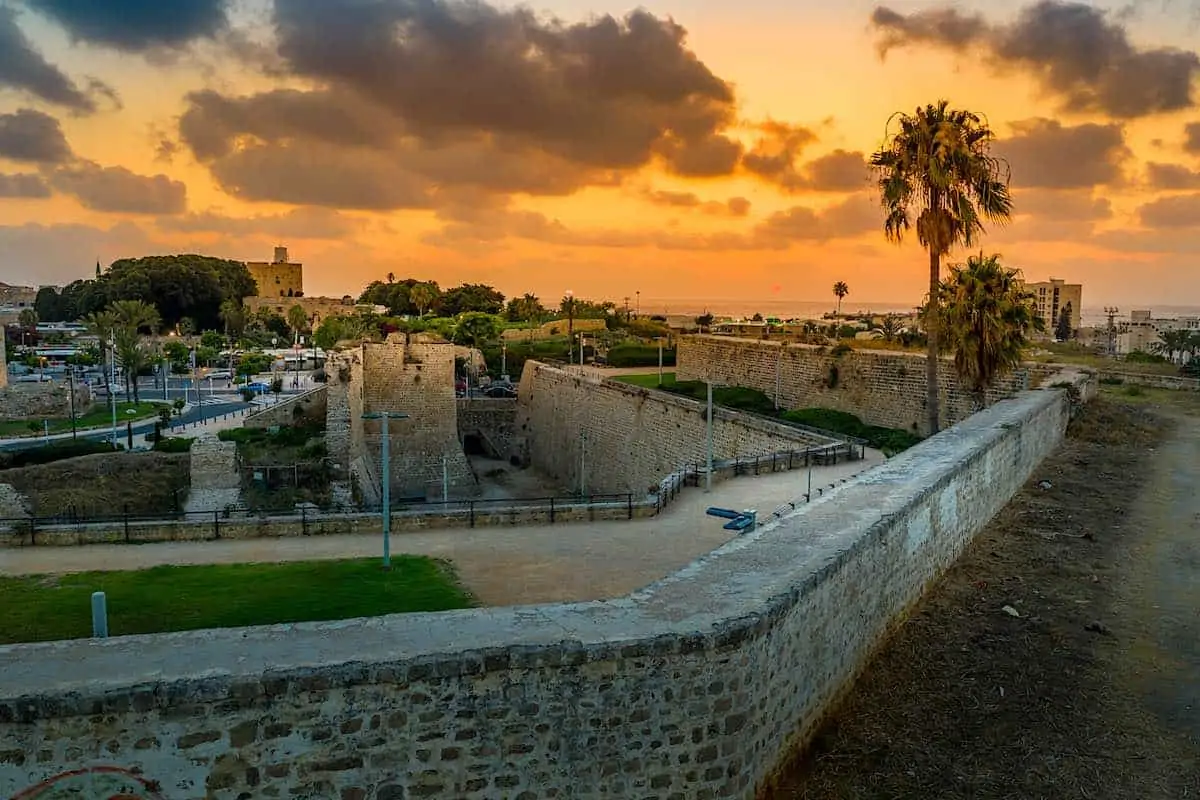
top-left (1, 0), bottom-right (1199, 309)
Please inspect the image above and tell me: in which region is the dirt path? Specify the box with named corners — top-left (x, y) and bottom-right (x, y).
top-left (770, 396), bottom-right (1200, 799)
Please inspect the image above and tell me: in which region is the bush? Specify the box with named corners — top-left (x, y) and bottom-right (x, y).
top-left (607, 344), bottom-right (676, 367)
top-left (781, 408), bottom-right (923, 455)
top-left (0, 439), bottom-right (117, 470)
top-left (153, 437), bottom-right (195, 453)
top-left (666, 381), bottom-right (777, 416)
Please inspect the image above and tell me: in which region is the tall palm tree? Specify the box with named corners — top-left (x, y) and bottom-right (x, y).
top-left (287, 304), bottom-right (309, 344)
top-left (938, 253), bottom-right (1038, 411)
top-left (410, 282), bottom-right (438, 316)
top-left (879, 313), bottom-right (902, 342)
top-left (109, 300), bottom-right (161, 403)
top-left (1152, 329), bottom-right (1192, 364)
top-left (870, 101), bottom-right (1013, 434)
top-left (219, 298), bottom-right (246, 338)
top-left (832, 281), bottom-right (849, 316)
top-left (82, 309), bottom-right (119, 375)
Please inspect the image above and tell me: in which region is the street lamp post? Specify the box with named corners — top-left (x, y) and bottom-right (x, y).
top-left (705, 376), bottom-right (715, 492)
top-left (564, 290), bottom-right (575, 365)
top-left (109, 332), bottom-right (117, 447)
top-left (362, 411), bottom-right (410, 570)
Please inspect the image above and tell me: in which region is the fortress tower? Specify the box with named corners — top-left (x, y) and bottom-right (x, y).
top-left (246, 246), bottom-right (304, 298)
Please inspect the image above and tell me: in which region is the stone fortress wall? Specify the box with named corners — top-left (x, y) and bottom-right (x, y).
top-left (0, 372), bottom-right (1094, 798)
top-left (326, 333), bottom-right (475, 502)
top-left (0, 340), bottom-right (6, 389)
top-left (513, 362), bottom-right (835, 495)
top-left (677, 334), bottom-right (1036, 436)
top-left (0, 379), bottom-right (91, 422)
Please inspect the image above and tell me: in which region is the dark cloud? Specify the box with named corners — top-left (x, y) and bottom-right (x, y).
top-left (1012, 189), bottom-right (1112, 222)
top-left (0, 108), bottom-right (73, 163)
top-left (48, 161), bottom-right (187, 214)
top-left (22, 0), bottom-right (229, 51)
top-left (786, 150), bottom-right (870, 192)
top-left (993, 118), bottom-right (1129, 188)
top-left (643, 190), bottom-right (751, 216)
top-left (0, 6), bottom-right (101, 112)
top-left (271, 0), bottom-right (736, 171)
top-left (741, 121), bottom-right (819, 187)
top-left (1146, 162), bottom-right (1200, 190)
top-left (0, 172), bottom-right (50, 198)
top-left (0, 220), bottom-right (152, 285)
top-left (871, 2), bottom-right (1200, 118)
top-left (157, 208), bottom-right (361, 240)
top-left (1138, 194), bottom-right (1200, 228)
top-left (754, 194), bottom-right (879, 244)
top-left (1186, 122), bottom-right (1200, 154)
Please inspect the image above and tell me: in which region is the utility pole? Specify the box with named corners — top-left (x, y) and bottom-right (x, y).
top-left (579, 431), bottom-right (587, 497)
top-left (657, 338), bottom-right (664, 386)
top-left (67, 368), bottom-right (77, 440)
top-left (705, 376), bottom-right (715, 493)
top-left (1104, 306), bottom-right (1120, 357)
top-left (361, 411), bottom-right (409, 570)
top-left (109, 332), bottom-right (117, 447)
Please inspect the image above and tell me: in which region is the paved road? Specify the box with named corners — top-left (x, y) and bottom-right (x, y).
top-left (1116, 412), bottom-right (1200, 744)
top-left (0, 454), bottom-right (883, 606)
top-left (0, 400), bottom-right (249, 451)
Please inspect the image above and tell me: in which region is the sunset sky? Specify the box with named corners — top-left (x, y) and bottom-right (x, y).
top-left (1, 0), bottom-right (1199, 308)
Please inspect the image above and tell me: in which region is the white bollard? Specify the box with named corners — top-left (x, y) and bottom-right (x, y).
top-left (91, 591), bottom-right (108, 638)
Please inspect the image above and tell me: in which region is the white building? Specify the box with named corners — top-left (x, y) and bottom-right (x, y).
top-left (1116, 310), bottom-right (1200, 356)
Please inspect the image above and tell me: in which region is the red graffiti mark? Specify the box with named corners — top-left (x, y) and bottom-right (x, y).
top-left (11, 766), bottom-right (163, 799)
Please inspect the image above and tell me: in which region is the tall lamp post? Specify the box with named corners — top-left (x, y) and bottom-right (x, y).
top-left (705, 373), bottom-right (719, 493)
top-left (564, 290), bottom-right (575, 365)
top-left (362, 411), bottom-right (410, 570)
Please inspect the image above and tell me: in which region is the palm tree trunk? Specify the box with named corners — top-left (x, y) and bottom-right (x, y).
top-left (926, 249), bottom-right (941, 435)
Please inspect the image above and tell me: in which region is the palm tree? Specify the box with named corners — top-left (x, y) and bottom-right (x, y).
top-left (1152, 329), bottom-right (1192, 364)
top-left (832, 282), bottom-right (849, 316)
top-left (870, 101), bottom-right (1013, 434)
top-left (410, 282), bottom-right (438, 316)
top-left (879, 314), bottom-right (902, 342)
top-left (109, 299), bottom-right (161, 403)
top-left (219, 299), bottom-right (246, 338)
top-left (82, 309), bottom-right (119, 375)
top-left (287, 304), bottom-right (309, 344)
top-left (386, 272), bottom-right (395, 284)
top-left (938, 253), bottom-right (1037, 411)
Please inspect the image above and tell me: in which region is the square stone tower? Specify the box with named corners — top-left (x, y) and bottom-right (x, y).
top-left (327, 333), bottom-right (475, 503)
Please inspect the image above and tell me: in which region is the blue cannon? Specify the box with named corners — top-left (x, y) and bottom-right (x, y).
top-left (706, 507), bottom-right (758, 533)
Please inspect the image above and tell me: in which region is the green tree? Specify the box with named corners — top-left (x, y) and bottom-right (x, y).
top-left (436, 283), bottom-right (502, 316)
top-left (33, 287), bottom-right (62, 321)
top-left (410, 282), bottom-right (441, 316)
top-left (109, 299), bottom-right (161, 402)
top-left (832, 281), bottom-right (849, 316)
top-left (177, 317), bottom-right (195, 337)
top-left (695, 312), bottom-right (714, 331)
top-left (506, 293), bottom-right (546, 323)
top-left (17, 308), bottom-right (38, 330)
top-left (82, 309), bottom-right (119, 374)
top-left (1151, 329), bottom-right (1192, 364)
top-left (1054, 302), bottom-right (1073, 342)
top-left (879, 314), bottom-right (902, 342)
top-left (938, 253), bottom-right (1037, 410)
top-left (870, 100), bottom-right (1013, 434)
top-left (287, 304), bottom-right (309, 343)
top-left (104, 254), bottom-right (255, 330)
top-left (452, 312), bottom-right (503, 348)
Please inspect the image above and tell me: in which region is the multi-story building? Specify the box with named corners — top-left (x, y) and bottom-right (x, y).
top-left (1023, 278), bottom-right (1082, 338)
top-left (1117, 310), bottom-right (1200, 356)
top-left (246, 246), bottom-right (304, 299)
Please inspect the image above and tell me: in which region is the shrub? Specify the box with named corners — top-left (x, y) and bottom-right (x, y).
top-left (607, 344), bottom-right (676, 367)
top-left (0, 439), bottom-right (116, 470)
top-left (153, 437), bottom-right (195, 453)
top-left (666, 381), bottom-right (777, 416)
top-left (781, 408), bottom-right (923, 455)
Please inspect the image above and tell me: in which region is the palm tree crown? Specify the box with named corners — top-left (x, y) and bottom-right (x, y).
top-left (870, 100), bottom-right (1013, 434)
top-left (832, 281), bottom-right (849, 316)
top-left (938, 253), bottom-right (1037, 408)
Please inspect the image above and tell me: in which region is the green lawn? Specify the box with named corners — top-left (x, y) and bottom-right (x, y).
top-left (0, 401), bottom-right (162, 437)
top-left (614, 372), bottom-right (676, 388)
top-left (0, 557), bottom-right (474, 644)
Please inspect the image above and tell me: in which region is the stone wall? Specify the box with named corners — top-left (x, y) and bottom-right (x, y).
top-left (0, 341), bottom-right (6, 389)
top-left (243, 386), bottom-right (328, 429)
top-left (677, 335), bottom-right (1033, 435)
top-left (183, 434), bottom-right (240, 514)
top-left (1099, 370), bottom-right (1199, 391)
top-left (327, 334), bottom-right (475, 502)
top-left (0, 379), bottom-right (91, 422)
top-left (0, 375), bottom-right (1092, 799)
top-left (515, 362), bottom-right (835, 495)
top-left (456, 398), bottom-right (518, 459)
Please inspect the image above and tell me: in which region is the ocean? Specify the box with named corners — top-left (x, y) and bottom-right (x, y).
top-left (637, 298), bottom-right (1200, 329)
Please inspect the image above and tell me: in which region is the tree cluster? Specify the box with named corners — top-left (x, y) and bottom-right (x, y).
top-left (36, 255), bottom-right (256, 332)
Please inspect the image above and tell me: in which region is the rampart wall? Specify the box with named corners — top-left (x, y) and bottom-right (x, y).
top-left (0, 372), bottom-right (1093, 798)
top-left (515, 362), bottom-right (834, 495)
top-left (456, 397), bottom-right (518, 459)
top-left (243, 386), bottom-right (328, 429)
top-left (0, 380), bottom-right (92, 422)
top-left (1099, 370), bottom-right (1199, 390)
top-left (677, 335), bottom-right (1034, 435)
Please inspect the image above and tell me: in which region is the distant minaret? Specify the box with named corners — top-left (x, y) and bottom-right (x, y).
top-left (95, 260), bottom-right (101, 279)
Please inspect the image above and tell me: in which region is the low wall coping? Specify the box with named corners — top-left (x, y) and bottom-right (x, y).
top-left (0, 387), bottom-right (1066, 713)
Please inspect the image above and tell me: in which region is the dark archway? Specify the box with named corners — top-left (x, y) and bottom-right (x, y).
top-left (463, 434), bottom-right (488, 456)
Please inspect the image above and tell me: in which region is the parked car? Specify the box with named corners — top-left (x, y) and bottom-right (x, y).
top-left (13, 373), bottom-right (53, 383)
top-left (244, 381), bottom-right (270, 394)
top-left (483, 383), bottom-right (518, 399)
top-left (206, 370), bottom-right (232, 381)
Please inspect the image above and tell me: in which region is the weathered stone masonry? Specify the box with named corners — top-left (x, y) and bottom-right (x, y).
top-left (514, 362), bottom-right (833, 495)
top-left (0, 375), bottom-right (1094, 799)
top-left (677, 334), bottom-right (1035, 436)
